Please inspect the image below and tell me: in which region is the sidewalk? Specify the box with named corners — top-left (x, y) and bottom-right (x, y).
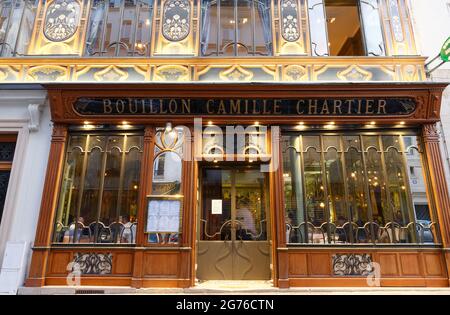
top-left (18, 280), bottom-right (450, 295)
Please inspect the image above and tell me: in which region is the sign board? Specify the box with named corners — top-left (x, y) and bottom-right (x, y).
top-left (146, 197), bottom-right (182, 233)
top-left (211, 199), bottom-right (222, 215)
top-left (73, 97), bottom-right (417, 117)
top-left (441, 36), bottom-right (450, 62)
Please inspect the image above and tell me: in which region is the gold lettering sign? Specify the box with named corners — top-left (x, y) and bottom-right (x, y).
top-left (74, 98), bottom-right (416, 117)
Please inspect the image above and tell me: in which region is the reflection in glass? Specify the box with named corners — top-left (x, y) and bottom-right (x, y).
top-left (345, 147), bottom-right (368, 227)
top-left (152, 151), bottom-right (182, 195)
top-left (359, 0), bottom-right (385, 56)
top-left (0, 0), bottom-right (38, 56)
top-left (85, 0), bottom-right (154, 56)
top-left (303, 148), bottom-right (325, 227)
top-left (200, 0), bottom-right (273, 56)
top-left (53, 133), bottom-right (143, 244)
top-left (282, 132), bottom-right (437, 245)
top-left (404, 136), bottom-right (437, 243)
top-left (324, 148), bottom-right (345, 224)
top-left (307, 0), bottom-right (328, 56)
top-left (148, 126), bottom-right (185, 244)
top-left (200, 168), bottom-right (267, 241)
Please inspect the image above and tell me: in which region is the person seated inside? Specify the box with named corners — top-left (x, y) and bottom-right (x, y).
top-left (235, 198), bottom-right (257, 240)
top-left (64, 216), bottom-right (85, 243)
top-left (120, 215), bottom-right (136, 243)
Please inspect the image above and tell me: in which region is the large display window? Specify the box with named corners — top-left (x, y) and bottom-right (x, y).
top-left (282, 130), bottom-right (438, 245)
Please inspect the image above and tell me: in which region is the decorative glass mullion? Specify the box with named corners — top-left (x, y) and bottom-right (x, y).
top-left (115, 0), bottom-right (126, 56)
top-left (298, 136), bottom-right (310, 243)
top-left (216, 0), bottom-right (221, 55)
top-left (338, 135), bottom-right (354, 244)
top-left (360, 135), bottom-right (377, 244)
top-left (379, 0), bottom-right (416, 55)
top-left (276, 0), bottom-right (308, 55)
top-left (130, 1), bottom-right (142, 56)
top-left (93, 138), bottom-right (109, 242)
top-left (99, 1), bottom-right (110, 55)
top-left (378, 135), bottom-right (395, 238)
top-left (115, 135), bottom-right (128, 225)
top-left (251, 0), bottom-right (256, 55)
top-left (319, 135), bottom-right (331, 243)
top-left (233, 0), bottom-right (238, 56)
top-left (73, 135), bottom-right (91, 243)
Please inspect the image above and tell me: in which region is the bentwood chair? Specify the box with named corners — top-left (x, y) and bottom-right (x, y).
top-left (320, 222), bottom-right (337, 244)
top-left (108, 222), bottom-right (125, 243)
top-left (341, 222), bottom-right (360, 244)
top-left (384, 222), bottom-right (402, 244)
top-left (363, 222), bottom-right (381, 244)
top-left (89, 222), bottom-right (109, 243)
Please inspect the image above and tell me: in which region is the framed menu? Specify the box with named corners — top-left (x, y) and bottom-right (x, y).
top-left (145, 195), bottom-right (183, 233)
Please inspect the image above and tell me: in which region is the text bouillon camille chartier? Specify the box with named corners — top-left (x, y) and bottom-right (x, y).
top-left (74, 97), bottom-right (416, 116)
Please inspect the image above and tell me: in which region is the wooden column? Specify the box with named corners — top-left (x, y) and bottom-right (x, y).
top-left (131, 126), bottom-right (154, 288)
top-left (422, 123), bottom-right (450, 283)
top-left (25, 124), bottom-right (68, 287)
top-left (271, 129), bottom-right (289, 288)
top-left (179, 127), bottom-right (195, 288)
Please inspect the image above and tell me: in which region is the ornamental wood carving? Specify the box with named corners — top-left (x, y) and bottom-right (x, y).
top-left (422, 123), bottom-right (440, 143)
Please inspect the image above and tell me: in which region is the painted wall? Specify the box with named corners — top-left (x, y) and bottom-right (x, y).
top-left (0, 89), bottom-right (51, 294)
top-left (409, 0), bottom-right (450, 185)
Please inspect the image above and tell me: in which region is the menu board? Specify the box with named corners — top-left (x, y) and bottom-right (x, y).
top-left (146, 198), bottom-right (181, 233)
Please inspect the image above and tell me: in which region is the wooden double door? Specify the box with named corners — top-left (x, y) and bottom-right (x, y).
top-left (196, 167), bottom-right (271, 280)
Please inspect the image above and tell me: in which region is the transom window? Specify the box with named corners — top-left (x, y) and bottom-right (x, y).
top-left (85, 0), bottom-right (154, 57)
top-left (282, 131), bottom-right (438, 245)
top-left (200, 0), bottom-right (273, 56)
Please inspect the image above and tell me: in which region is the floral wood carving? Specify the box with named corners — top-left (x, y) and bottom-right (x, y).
top-left (72, 253), bottom-right (112, 275)
top-left (332, 254), bottom-right (373, 276)
top-left (422, 124), bottom-right (440, 143)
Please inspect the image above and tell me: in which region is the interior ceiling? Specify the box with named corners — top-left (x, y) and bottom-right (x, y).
top-left (326, 5), bottom-right (361, 55)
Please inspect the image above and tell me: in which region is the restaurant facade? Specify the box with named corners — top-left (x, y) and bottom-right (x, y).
top-left (0, 0), bottom-right (449, 290)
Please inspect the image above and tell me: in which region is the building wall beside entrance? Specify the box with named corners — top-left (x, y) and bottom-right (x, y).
top-left (24, 83), bottom-right (450, 288)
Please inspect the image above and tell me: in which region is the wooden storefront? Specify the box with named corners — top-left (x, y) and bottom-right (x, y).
top-left (25, 82), bottom-right (450, 288)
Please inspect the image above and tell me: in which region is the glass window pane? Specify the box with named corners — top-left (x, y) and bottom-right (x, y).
top-left (201, 0), bottom-right (272, 56)
top-left (324, 148), bottom-right (345, 225)
top-left (54, 133), bottom-right (142, 244)
top-left (384, 147), bottom-right (412, 242)
top-left (359, 0), bottom-right (385, 56)
top-left (0, 0), bottom-right (38, 56)
top-left (85, 0), bottom-right (154, 57)
top-left (308, 0), bottom-right (328, 56)
top-left (282, 136), bottom-right (304, 243)
top-left (152, 151), bottom-right (182, 195)
top-left (149, 127), bottom-right (185, 244)
top-left (344, 147), bottom-right (369, 232)
top-left (404, 136), bottom-right (436, 243)
top-left (303, 149), bottom-right (325, 232)
top-left (283, 131), bottom-right (437, 245)
top-left (365, 148), bottom-right (389, 225)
